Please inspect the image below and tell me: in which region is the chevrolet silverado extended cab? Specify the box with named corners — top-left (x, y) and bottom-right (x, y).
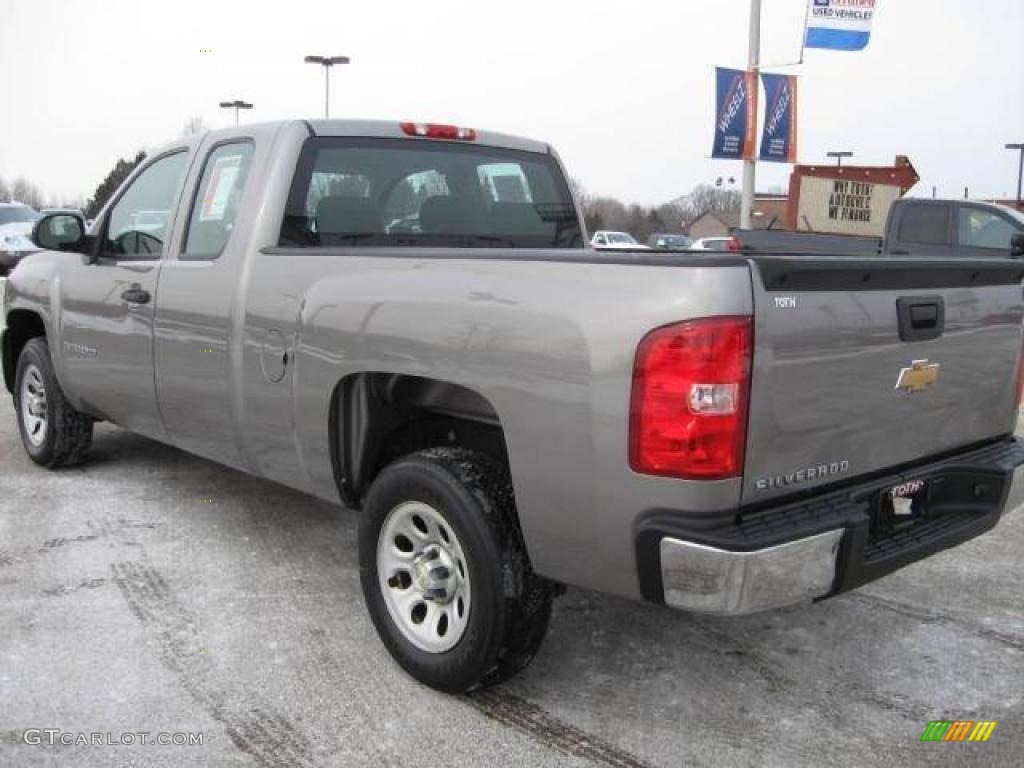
top-left (5, 119), bottom-right (1024, 692)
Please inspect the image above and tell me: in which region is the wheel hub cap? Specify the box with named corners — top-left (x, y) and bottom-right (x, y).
top-left (20, 364), bottom-right (48, 448)
top-left (377, 501), bottom-right (471, 653)
top-left (411, 544), bottom-right (458, 604)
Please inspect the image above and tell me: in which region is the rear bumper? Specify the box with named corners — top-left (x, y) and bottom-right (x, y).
top-left (639, 439), bottom-right (1024, 616)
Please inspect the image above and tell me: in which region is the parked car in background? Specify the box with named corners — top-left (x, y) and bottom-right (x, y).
top-left (737, 199), bottom-right (1024, 258)
top-left (591, 230), bottom-right (647, 250)
top-left (647, 233), bottom-right (693, 250)
top-left (690, 235), bottom-right (740, 252)
top-left (0, 202), bottom-right (42, 276)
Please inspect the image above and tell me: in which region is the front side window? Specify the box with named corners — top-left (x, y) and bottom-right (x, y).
top-left (183, 142), bottom-right (254, 259)
top-left (958, 208), bottom-right (1016, 250)
top-left (105, 152), bottom-right (188, 258)
top-left (279, 138), bottom-right (581, 249)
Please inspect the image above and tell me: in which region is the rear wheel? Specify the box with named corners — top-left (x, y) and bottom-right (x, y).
top-left (359, 447), bottom-right (553, 692)
top-left (14, 338), bottom-right (93, 467)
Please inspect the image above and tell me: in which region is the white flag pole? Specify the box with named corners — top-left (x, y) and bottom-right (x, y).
top-left (798, 0), bottom-right (810, 64)
top-left (740, 0), bottom-right (762, 231)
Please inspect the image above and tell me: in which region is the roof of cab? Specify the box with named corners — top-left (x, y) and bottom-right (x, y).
top-left (304, 119), bottom-right (551, 155)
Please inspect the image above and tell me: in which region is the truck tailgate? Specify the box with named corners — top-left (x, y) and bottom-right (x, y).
top-left (743, 258), bottom-right (1024, 504)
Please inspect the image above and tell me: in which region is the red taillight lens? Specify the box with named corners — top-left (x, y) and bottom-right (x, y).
top-left (726, 237), bottom-right (741, 252)
top-left (400, 122), bottom-right (477, 141)
top-left (629, 317), bottom-right (753, 479)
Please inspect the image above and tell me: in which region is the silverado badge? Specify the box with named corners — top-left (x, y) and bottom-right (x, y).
top-left (895, 360), bottom-right (939, 394)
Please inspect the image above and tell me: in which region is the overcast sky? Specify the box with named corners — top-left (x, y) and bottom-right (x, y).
top-left (2, 0), bottom-right (1022, 206)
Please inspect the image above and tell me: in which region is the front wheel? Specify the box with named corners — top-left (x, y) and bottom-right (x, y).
top-left (359, 448), bottom-right (553, 692)
top-left (14, 337), bottom-right (93, 467)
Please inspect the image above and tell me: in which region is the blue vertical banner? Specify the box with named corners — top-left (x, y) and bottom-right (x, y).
top-left (712, 67), bottom-right (757, 160)
top-left (759, 73), bottom-right (798, 163)
top-left (805, 0), bottom-right (876, 52)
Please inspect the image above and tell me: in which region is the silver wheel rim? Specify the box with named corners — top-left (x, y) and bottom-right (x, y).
top-left (20, 363), bottom-right (48, 448)
top-left (377, 501), bottom-right (471, 653)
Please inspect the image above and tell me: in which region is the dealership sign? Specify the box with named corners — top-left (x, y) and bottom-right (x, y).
top-left (711, 68), bottom-right (757, 160)
top-left (797, 176), bottom-right (901, 236)
top-left (805, 0), bottom-right (876, 52)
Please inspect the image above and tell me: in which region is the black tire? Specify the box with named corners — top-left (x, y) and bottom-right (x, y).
top-left (359, 447), bottom-right (554, 692)
top-left (13, 337), bottom-right (93, 468)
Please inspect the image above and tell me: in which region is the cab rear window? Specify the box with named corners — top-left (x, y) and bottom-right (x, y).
top-left (279, 137), bottom-right (582, 249)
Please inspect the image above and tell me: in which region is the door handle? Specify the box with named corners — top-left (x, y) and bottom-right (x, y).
top-left (897, 296), bottom-right (944, 342)
top-left (121, 287), bottom-right (151, 305)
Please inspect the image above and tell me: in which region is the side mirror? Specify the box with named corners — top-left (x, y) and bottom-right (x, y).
top-left (31, 213), bottom-right (87, 252)
top-left (1011, 232), bottom-right (1024, 259)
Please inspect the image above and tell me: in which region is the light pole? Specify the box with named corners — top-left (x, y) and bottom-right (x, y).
top-left (739, 0), bottom-right (761, 231)
top-left (304, 55), bottom-right (350, 118)
top-left (827, 151), bottom-right (854, 168)
top-left (219, 100), bottom-right (253, 126)
top-left (1007, 143), bottom-right (1024, 210)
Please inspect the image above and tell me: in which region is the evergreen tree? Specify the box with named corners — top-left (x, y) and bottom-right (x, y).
top-left (85, 150), bottom-right (147, 219)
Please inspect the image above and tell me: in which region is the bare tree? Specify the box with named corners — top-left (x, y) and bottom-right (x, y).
top-left (674, 184), bottom-right (742, 224)
top-left (11, 177), bottom-right (44, 209)
top-left (0, 176), bottom-right (10, 202)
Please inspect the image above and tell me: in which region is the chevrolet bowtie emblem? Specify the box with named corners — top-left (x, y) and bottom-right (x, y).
top-left (895, 360), bottom-right (940, 394)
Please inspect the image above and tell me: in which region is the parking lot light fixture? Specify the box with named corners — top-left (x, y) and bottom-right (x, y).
top-left (1006, 143), bottom-right (1024, 210)
top-left (304, 55), bottom-right (350, 119)
top-left (219, 100), bottom-right (253, 127)
top-left (827, 151), bottom-right (854, 168)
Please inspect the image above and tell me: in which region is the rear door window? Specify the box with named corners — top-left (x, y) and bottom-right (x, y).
top-left (279, 137), bottom-right (581, 249)
top-left (183, 141), bottom-right (254, 259)
top-left (897, 204), bottom-right (951, 245)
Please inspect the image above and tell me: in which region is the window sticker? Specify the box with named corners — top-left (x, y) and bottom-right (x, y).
top-left (200, 154), bottom-right (242, 221)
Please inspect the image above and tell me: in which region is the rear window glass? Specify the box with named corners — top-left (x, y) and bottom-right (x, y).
top-left (898, 204), bottom-right (950, 245)
top-left (279, 138), bottom-right (582, 249)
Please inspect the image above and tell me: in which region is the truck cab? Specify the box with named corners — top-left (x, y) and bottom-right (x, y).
top-left (883, 198), bottom-right (1024, 259)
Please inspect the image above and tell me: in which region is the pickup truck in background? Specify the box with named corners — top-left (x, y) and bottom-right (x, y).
top-left (5, 120), bottom-right (1024, 692)
top-left (738, 197), bottom-right (1024, 258)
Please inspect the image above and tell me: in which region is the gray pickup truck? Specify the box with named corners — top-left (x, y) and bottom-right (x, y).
top-left (5, 119), bottom-right (1024, 692)
top-left (739, 197), bottom-right (1024, 258)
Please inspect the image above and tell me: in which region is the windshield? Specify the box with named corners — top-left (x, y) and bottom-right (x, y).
top-left (607, 233), bottom-right (637, 244)
top-left (0, 205), bottom-right (40, 226)
top-left (1000, 205), bottom-right (1024, 227)
top-left (280, 137), bottom-right (582, 249)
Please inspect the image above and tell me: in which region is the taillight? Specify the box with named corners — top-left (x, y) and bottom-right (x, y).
top-left (726, 237), bottom-right (741, 252)
top-left (400, 122), bottom-right (477, 141)
top-left (629, 317), bottom-right (753, 479)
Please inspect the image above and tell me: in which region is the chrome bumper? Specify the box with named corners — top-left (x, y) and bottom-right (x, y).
top-left (659, 529), bottom-right (844, 616)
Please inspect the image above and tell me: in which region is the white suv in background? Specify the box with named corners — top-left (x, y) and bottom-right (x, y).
top-left (591, 230), bottom-right (648, 250)
top-left (0, 202), bottom-right (42, 276)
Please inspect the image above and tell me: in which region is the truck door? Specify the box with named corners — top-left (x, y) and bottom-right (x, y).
top-left (153, 139), bottom-right (257, 470)
top-left (58, 150), bottom-right (190, 438)
top-left (954, 203), bottom-right (1022, 259)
